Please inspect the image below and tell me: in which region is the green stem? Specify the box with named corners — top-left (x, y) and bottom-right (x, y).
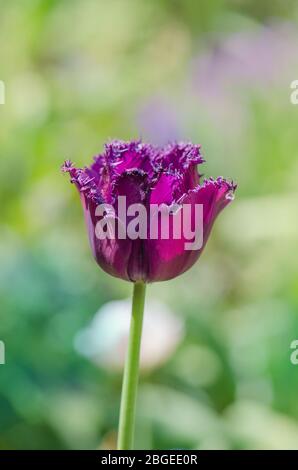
top-left (117, 281), bottom-right (146, 450)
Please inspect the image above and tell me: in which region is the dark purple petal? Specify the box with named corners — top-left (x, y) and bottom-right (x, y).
top-left (111, 169), bottom-right (150, 280)
top-left (146, 177), bottom-right (236, 282)
top-left (158, 142), bottom-right (204, 170)
top-left (112, 169), bottom-right (149, 205)
top-left (155, 142), bottom-right (204, 190)
top-left (61, 160), bottom-right (103, 204)
top-left (81, 194), bottom-right (133, 281)
top-left (83, 169), bottom-right (151, 282)
top-left (103, 140), bottom-right (157, 178)
top-left (149, 171), bottom-right (184, 205)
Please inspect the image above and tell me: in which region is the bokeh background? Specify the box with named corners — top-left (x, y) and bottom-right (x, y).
top-left (1, 0), bottom-right (298, 450)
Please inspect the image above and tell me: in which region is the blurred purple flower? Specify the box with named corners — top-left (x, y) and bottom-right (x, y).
top-left (190, 22), bottom-right (298, 127)
top-left (137, 96), bottom-right (182, 145)
top-left (193, 22), bottom-right (298, 93)
top-left (62, 139), bottom-right (235, 282)
top-left (137, 23), bottom-right (298, 140)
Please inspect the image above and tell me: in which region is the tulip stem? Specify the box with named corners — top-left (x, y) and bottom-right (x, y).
top-left (117, 281), bottom-right (146, 450)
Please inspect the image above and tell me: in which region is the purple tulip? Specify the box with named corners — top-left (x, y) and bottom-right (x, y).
top-left (62, 140), bottom-right (236, 283)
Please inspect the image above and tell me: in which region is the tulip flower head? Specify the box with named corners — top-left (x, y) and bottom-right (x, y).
top-left (62, 139), bottom-right (236, 451)
top-left (62, 140), bottom-right (236, 282)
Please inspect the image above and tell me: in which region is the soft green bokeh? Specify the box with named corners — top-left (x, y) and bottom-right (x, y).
top-left (1, 0), bottom-right (298, 449)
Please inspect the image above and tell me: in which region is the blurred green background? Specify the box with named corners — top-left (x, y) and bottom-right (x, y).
top-left (1, 0), bottom-right (298, 450)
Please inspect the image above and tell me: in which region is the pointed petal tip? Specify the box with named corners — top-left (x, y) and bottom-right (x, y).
top-left (61, 159), bottom-right (74, 173)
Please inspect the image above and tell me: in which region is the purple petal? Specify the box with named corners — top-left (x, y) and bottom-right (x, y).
top-left (149, 171), bottom-right (184, 205)
top-left (81, 194), bottom-right (133, 281)
top-left (154, 142), bottom-right (204, 195)
top-left (103, 140), bottom-right (156, 178)
top-left (112, 169), bottom-right (149, 205)
top-left (146, 177), bottom-right (236, 282)
top-left (61, 160), bottom-right (103, 204)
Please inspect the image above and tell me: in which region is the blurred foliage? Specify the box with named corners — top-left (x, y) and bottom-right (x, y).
top-left (1, 0), bottom-right (298, 450)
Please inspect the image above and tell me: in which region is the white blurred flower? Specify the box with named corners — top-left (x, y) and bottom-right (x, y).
top-left (74, 299), bottom-right (184, 371)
